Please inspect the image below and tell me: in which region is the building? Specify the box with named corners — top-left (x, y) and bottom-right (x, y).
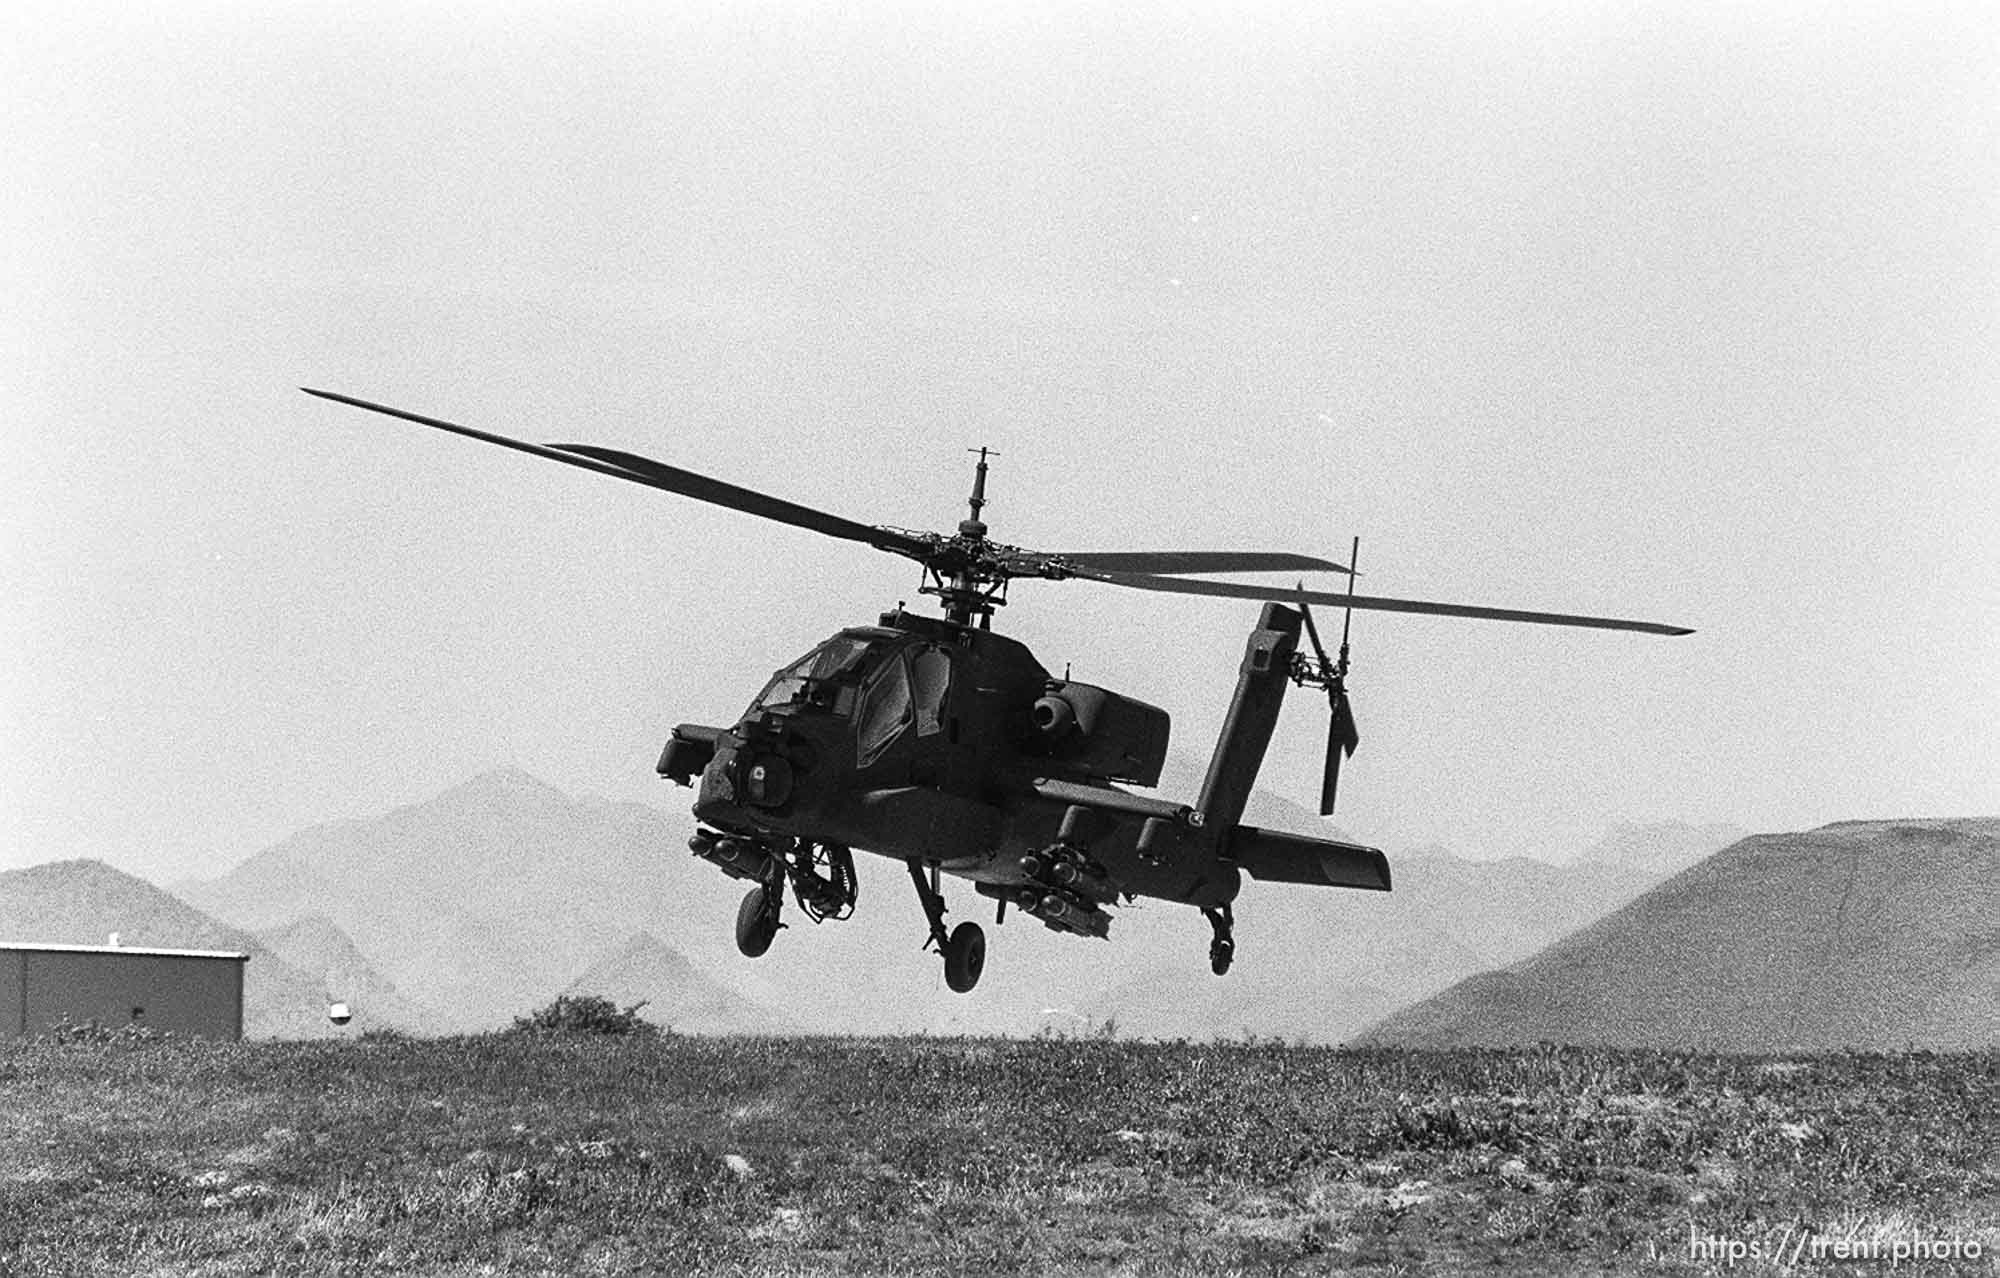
top-left (1, 942), bottom-right (248, 1040)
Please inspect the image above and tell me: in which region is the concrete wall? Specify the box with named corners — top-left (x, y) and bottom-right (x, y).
top-left (4, 949), bottom-right (244, 1040)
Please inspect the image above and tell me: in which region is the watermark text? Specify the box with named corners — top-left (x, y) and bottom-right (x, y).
top-left (1683, 1223), bottom-right (1985, 1269)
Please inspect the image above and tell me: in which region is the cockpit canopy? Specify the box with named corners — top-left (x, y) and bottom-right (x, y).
top-left (747, 629), bottom-right (954, 768)
top-left (748, 631), bottom-right (885, 719)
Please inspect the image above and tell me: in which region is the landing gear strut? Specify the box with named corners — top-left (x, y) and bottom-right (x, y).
top-left (907, 859), bottom-right (986, 993)
top-left (1203, 902), bottom-right (1235, 976)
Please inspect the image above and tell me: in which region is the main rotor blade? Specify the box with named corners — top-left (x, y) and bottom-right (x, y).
top-left (1051, 551), bottom-right (1353, 576)
top-left (301, 389), bottom-right (934, 561)
top-left (544, 442), bottom-right (935, 558)
top-left (1067, 568), bottom-right (1695, 636)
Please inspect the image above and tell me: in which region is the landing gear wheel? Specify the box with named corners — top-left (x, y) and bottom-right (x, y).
top-left (943, 921), bottom-right (987, 993)
top-left (735, 884), bottom-right (781, 958)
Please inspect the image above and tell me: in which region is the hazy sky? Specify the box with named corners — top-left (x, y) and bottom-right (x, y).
top-left (5, 2), bottom-right (1995, 883)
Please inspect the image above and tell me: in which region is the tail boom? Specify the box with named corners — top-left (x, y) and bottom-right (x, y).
top-left (1195, 603), bottom-right (1302, 836)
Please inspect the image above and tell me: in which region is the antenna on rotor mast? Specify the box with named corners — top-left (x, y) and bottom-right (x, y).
top-left (1336, 535), bottom-right (1359, 678)
top-left (961, 446), bottom-right (997, 537)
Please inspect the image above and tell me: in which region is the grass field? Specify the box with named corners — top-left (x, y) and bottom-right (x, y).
top-left (2, 1030), bottom-right (1994, 1275)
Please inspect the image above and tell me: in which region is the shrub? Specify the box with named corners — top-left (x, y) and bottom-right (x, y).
top-left (35, 1017), bottom-right (175, 1047)
top-left (508, 994), bottom-right (660, 1038)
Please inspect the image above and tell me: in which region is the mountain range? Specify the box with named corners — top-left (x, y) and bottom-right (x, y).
top-left (16, 768), bottom-right (1983, 1050)
top-left (1565, 820), bottom-right (1748, 877)
top-left (561, 931), bottom-right (795, 1035)
top-left (254, 913), bottom-right (435, 1032)
top-left (1083, 850), bottom-right (1663, 1043)
top-left (177, 769), bottom-right (725, 1031)
top-left (166, 766), bottom-right (1701, 1041)
top-left (0, 860), bottom-right (345, 1038)
top-left (1358, 818), bottom-right (1999, 1051)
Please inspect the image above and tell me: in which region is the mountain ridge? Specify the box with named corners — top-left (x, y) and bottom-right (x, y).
top-left (1356, 818), bottom-right (1999, 1051)
top-left (179, 769), bottom-right (705, 1029)
top-left (562, 930), bottom-right (797, 1036)
top-left (0, 859), bottom-right (340, 1038)
top-left (253, 913), bottom-right (433, 1032)
top-left (176, 766), bottom-right (1700, 1039)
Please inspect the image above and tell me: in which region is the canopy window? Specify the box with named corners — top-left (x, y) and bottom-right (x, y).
top-left (910, 647), bottom-right (951, 737)
top-left (856, 655), bottom-right (915, 765)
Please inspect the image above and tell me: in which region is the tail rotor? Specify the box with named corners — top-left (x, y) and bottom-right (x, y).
top-left (1295, 538), bottom-right (1362, 815)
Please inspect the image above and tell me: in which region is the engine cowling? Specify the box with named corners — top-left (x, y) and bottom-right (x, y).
top-left (1028, 680), bottom-right (1168, 787)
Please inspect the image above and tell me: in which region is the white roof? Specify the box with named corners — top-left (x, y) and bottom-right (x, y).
top-left (0, 941), bottom-right (249, 960)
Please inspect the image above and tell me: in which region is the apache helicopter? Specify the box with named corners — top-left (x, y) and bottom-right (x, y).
top-left (303, 388), bottom-right (1691, 993)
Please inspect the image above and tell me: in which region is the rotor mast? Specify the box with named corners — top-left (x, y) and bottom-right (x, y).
top-left (926, 447), bottom-right (1004, 628)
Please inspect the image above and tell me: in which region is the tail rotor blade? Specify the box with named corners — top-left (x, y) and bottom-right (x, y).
top-left (1320, 710), bottom-right (1345, 816)
top-left (1320, 690), bottom-right (1359, 816)
top-left (1296, 582), bottom-right (1333, 667)
top-left (1331, 690), bottom-right (1359, 757)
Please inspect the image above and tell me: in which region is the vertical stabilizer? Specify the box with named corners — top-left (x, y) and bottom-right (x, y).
top-left (1196, 604), bottom-right (1301, 837)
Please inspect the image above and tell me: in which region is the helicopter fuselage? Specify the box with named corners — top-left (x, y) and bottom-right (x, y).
top-left (662, 603), bottom-right (1392, 950)
top-left (668, 608), bottom-right (1241, 911)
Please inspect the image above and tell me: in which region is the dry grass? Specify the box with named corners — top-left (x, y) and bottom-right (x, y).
top-left (1, 1034), bottom-right (1994, 1275)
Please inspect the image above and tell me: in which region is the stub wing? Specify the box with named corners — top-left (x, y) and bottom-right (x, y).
top-left (1228, 825), bottom-right (1392, 892)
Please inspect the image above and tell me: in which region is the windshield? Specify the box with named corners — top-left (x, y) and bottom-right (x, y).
top-left (748, 635), bottom-right (880, 717)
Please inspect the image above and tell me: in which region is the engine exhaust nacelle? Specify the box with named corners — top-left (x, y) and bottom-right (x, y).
top-left (1032, 695), bottom-right (1077, 738)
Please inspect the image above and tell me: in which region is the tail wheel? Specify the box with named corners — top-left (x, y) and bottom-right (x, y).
top-left (1210, 937), bottom-right (1235, 976)
top-left (1201, 902), bottom-right (1236, 977)
top-left (735, 884), bottom-right (781, 958)
top-left (943, 920), bottom-right (986, 993)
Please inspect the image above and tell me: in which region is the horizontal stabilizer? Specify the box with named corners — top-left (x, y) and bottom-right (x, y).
top-left (1229, 825), bottom-right (1392, 892)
